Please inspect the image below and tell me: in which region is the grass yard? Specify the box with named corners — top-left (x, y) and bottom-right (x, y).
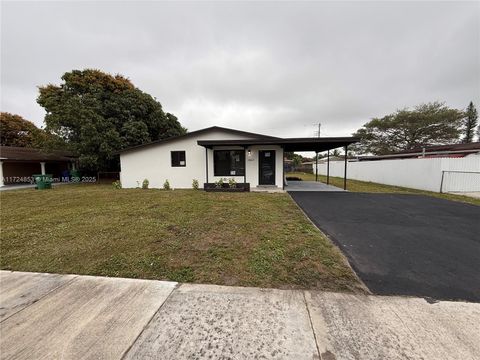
top-left (0, 185), bottom-right (363, 292)
top-left (287, 172), bottom-right (480, 206)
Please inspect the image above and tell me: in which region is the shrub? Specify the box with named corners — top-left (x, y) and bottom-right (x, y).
top-left (215, 178), bottom-right (224, 188)
top-left (228, 178), bottom-right (236, 188)
top-left (192, 179), bottom-right (199, 190)
top-left (112, 180), bottom-right (122, 189)
top-left (163, 179), bottom-right (171, 190)
top-left (142, 179), bottom-right (149, 189)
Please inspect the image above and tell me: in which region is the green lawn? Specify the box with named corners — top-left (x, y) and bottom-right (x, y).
top-left (0, 185), bottom-right (363, 292)
top-left (287, 172), bottom-right (480, 206)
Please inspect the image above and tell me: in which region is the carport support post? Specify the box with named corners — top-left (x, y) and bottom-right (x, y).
top-left (315, 151), bottom-right (318, 182)
top-left (343, 146), bottom-right (348, 190)
top-left (40, 162), bottom-right (46, 175)
top-left (0, 161), bottom-right (3, 187)
top-left (327, 150), bottom-right (330, 185)
top-left (243, 146), bottom-right (247, 185)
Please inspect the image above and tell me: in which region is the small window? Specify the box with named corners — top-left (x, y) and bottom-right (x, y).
top-left (214, 150), bottom-right (245, 176)
top-left (171, 151), bottom-right (186, 167)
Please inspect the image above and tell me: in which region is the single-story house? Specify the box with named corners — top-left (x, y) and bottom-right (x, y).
top-left (0, 146), bottom-right (77, 186)
top-left (118, 126), bottom-right (358, 190)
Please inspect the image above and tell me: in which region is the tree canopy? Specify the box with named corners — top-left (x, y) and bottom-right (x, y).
top-left (352, 102), bottom-right (464, 155)
top-left (463, 101), bottom-right (478, 143)
top-left (0, 112), bottom-right (60, 148)
top-left (37, 69), bottom-right (186, 171)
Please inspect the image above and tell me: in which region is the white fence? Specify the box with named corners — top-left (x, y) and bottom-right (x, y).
top-left (313, 156), bottom-right (480, 193)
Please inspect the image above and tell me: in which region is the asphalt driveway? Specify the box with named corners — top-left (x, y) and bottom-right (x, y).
top-left (289, 192), bottom-right (480, 302)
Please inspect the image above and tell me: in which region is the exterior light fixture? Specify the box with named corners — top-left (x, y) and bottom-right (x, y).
top-left (247, 149), bottom-right (254, 161)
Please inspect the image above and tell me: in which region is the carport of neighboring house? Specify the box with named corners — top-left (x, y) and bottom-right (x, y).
top-left (0, 146), bottom-right (78, 186)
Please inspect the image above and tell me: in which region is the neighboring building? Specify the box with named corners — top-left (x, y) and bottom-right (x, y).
top-left (283, 158), bottom-right (294, 173)
top-left (318, 156), bottom-right (346, 163)
top-left (0, 146), bottom-right (77, 186)
top-left (357, 142), bottom-right (480, 161)
top-left (118, 126), bottom-right (357, 189)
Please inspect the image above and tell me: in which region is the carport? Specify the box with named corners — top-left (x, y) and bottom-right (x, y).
top-left (198, 136), bottom-right (359, 190)
top-left (0, 146), bottom-right (77, 186)
top-left (279, 137), bottom-right (359, 190)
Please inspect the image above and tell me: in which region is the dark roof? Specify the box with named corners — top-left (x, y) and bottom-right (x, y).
top-left (0, 146), bottom-right (76, 162)
top-left (117, 126), bottom-right (280, 154)
top-left (358, 142), bottom-right (480, 161)
top-left (197, 137), bottom-right (359, 152)
top-left (318, 156), bottom-right (346, 163)
top-left (396, 142), bottom-right (480, 154)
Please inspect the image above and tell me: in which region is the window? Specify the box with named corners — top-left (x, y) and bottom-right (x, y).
top-left (214, 150), bottom-right (245, 176)
top-left (171, 151), bottom-right (186, 167)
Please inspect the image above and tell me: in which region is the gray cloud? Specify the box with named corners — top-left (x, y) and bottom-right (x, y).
top-left (1, 1), bottom-right (479, 140)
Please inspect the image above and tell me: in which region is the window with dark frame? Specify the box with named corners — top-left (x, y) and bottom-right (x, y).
top-left (214, 150), bottom-right (245, 176)
top-left (171, 151), bottom-right (186, 167)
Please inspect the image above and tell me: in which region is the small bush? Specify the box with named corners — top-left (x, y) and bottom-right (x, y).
top-left (192, 179), bottom-right (199, 190)
top-left (142, 179), bottom-right (149, 189)
top-left (112, 180), bottom-right (122, 189)
top-left (215, 178), bottom-right (224, 188)
top-left (228, 178), bottom-right (237, 188)
top-left (163, 179), bottom-right (171, 190)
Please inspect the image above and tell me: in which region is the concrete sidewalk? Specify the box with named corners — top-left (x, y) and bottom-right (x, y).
top-left (0, 271), bottom-right (479, 359)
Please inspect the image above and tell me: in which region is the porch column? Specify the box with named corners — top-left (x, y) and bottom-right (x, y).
top-left (0, 161), bottom-right (4, 187)
top-left (315, 151), bottom-right (318, 182)
top-left (40, 162), bottom-right (46, 175)
top-left (327, 150), bottom-right (330, 185)
top-left (243, 146), bottom-right (247, 185)
top-left (343, 146), bottom-right (348, 190)
top-left (205, 147), bottom-right (209, 184)
top-left (282, 146), bottom-right (285, 190)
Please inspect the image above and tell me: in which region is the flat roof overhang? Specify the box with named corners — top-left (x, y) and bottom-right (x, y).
top-left (197, 137), bottom-right (359, 152)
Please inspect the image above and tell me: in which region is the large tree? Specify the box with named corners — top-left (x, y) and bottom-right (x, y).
top-left (462, 101), bottom-right (478, 143)
top-left (37, 69), bottom-right (186, 171)
top-left (352, 102), bottom-right (464, 155)
top-left (0, 112), bottom-right (49, 147)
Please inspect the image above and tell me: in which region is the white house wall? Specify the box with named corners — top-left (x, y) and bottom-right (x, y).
top-left (120, 130), bottom-right (284, 189)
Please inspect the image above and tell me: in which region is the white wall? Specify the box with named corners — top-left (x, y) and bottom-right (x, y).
top-left (313, 155), bottom-right (480, 193)
top-left (120, 129), bottom-right (284, 189)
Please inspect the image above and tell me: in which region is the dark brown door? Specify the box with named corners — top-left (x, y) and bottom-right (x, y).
top-left (259, 150), bottom-right (276, 185)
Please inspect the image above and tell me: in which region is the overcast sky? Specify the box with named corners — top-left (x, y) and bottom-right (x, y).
top-left (1, 1), bottom-right (479, 139)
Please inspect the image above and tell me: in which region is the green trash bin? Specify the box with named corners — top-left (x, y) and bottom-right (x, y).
top-left (70, 170), bottom-right (80, 183)
top-left (32, 174), bottom-right (53, 190)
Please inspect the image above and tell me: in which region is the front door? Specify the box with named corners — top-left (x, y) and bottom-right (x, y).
top-left (259, 150), bottom-right (276, 185)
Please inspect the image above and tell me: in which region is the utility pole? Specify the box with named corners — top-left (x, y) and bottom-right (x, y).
top-left (314, 123), bottom-right (321, 138)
